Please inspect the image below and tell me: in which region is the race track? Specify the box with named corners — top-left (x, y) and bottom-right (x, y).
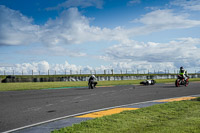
top-left (0, 82), bottom-right (200, 132)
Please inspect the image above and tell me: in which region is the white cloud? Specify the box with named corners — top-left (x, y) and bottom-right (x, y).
top-left (0, 60), bottom-right (108, 75)
top-left (27, 46), bottom-right (87, 57)
top-left (48, 46), bottom-right (87, 57)
top-left (111, 61), bottom-right (176, 73)
top-left (0, 6), bottom-right (111, 46)
top-left (37, 9), bottom-right (200, 46)
top-left (1, 6), bottom-right (200, 72)
top-left (39, 8), bottom-right (131, 46)
top-left (1, 36), bottom-right (200, 76)
top-left (101, 37), bottom-right (200, 70)
top-left (131, 9), bottom-right (200, 36)
top-left (40, 9), bottom-right (200, 46)
top-left (40, 8), bottom-right (103, 46)
top-left (0, 60), bottom-right (178, 75)
top-left (0, 61), bottom-right (73, 75)
top-left (170, 0), bottom-right (200, 11)
top-left (46, 0), bottom-right (104, 10)
top-left (0, 5), bottom-right (39, 46)
top-left (37, 61), bottom-right (50, 72)
top-left (1, 6), bottom-right (200, 48)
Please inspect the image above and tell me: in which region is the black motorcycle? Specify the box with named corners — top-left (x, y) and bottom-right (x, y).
top-left (175, 75), bottom-right (189, 87)
top-left (88, 80), bottom-right (97, 89)
top-left (88, 82), bottom-right (95, 89)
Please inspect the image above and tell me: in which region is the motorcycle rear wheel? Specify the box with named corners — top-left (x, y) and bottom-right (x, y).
top-left (88, 83), bottom-right (94, 89)
top-left (185, 79), bottom-right (189, 87)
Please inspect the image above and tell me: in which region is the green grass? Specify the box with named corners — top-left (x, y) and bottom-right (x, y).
top-left (0, 81), bottom-right (88, 91)
top-left (0, 78), bottom-right (200, 91)
top-left (52, 98), bottom-right (200, 133)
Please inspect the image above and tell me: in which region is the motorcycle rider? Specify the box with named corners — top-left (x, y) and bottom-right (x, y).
top-left (88, 75), bottom-right (97, 88)
top-left (179, 66), bottom-right (188, 81)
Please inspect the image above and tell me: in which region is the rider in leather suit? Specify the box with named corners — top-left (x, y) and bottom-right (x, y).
top-left (179, 66), bottom-right (188, 81)
top-left (88, 75), bottom-right (97, 88)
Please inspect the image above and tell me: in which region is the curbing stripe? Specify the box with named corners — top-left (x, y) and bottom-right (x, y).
top-left (76, 108), bottom-right (139, 118)
top-left (155, 97), bottom-right (196, 102)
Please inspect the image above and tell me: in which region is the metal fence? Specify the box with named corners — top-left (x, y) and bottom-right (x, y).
top-left (1, 69), bottom-right (199, 76)
top-left (1, 73), bottom-right (200, 83)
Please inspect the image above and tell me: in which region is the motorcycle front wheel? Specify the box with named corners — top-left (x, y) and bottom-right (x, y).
top-left (175, 79), bottom-right (180, 87)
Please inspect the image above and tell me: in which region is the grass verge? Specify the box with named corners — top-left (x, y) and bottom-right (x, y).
top-left (0, 78), bottom-right (200, 91)
top-left (52, 98), bottom-right (200, 133)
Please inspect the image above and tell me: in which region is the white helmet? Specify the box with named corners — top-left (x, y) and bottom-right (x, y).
top-left (91, 75), bottom-right (95, 78)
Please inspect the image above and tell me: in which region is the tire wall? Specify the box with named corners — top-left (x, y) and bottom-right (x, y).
top-left (0, 74), bottom-right (199, 83)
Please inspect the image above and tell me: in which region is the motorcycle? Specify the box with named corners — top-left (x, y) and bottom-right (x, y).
top-left (140, 79), bottom-right (156, 85)
top-left (88, 80), bottom-right (97, 89)
top-left (88, 82), bottom-right (95, 89)
top-left (175, 75), bottom-right (189, 87)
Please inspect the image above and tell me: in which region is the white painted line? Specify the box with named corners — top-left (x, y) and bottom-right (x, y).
top-left (79, 99), bottom-right (89, 102)
top-left (3, 94), bottom-right (200, 133)
top-left (74, 96), bottom-right (82, 99)
top-left (46, 104), bottom-right (53, 107)
top-left (23, 107), bottom-right (42, 113)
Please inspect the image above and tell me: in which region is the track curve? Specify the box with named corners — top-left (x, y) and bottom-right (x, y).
top-left (0, 82), bottom-right (200, 132)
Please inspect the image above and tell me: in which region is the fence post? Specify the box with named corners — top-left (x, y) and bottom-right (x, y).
top-left (111, 69), bottom-right (113, 75)
top-left (70, 70), bottom-right (72, 75)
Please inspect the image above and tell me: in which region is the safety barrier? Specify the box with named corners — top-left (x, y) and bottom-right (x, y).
top-left (1, 74), bottom-right (200, 83)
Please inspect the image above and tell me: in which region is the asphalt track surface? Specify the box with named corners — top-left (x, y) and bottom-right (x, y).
top-left (0, 82), bottom-right (200, 132)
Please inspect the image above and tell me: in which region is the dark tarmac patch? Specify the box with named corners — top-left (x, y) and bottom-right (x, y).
top-left (47, 110), bottom-right (56, 113)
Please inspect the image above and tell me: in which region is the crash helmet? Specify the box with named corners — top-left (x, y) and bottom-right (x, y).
top-left (91, 75), bottom-right (95, 78)
top-left (180, 66), bottom-right (184, 71)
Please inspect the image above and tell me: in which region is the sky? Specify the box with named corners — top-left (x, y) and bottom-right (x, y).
top-left (0, 0), bottom-right (200, 75)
